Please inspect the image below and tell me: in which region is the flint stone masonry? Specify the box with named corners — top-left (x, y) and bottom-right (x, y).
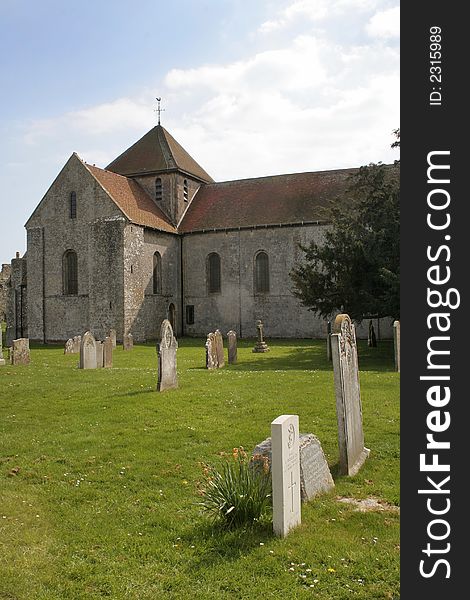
top-left (205, 332), bottom-right (218, 369)
top-left (11, 338), bottom-right (30, 366)
top-left (253, 320), bottom-right (270, 353)
top-left (271, 414), bottom-right (301, 538)
top-left (393, 320), bottom-right (400, 372)
top-left (95, 341), bottom-right (104, 368)
top-left (214, 330), bottom-right (225, 368)
top-left (64, 339), bottom-right (74, 354)
top-left (103, 337), bottom-right (113, 368)
top-left (252, 433), bottom-right (334, 502)
top-left (331, 314), bottom-right (369, 476)
top-left (123, 333), bottom-right (133, 351)
top-left (157, 319), bottom-right (178, 391)
top-left (79, 331), bottom-right (97, 369)
top-left (227, 330), bottom-right (237, 364)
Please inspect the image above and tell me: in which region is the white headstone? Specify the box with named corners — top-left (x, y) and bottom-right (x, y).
top-left (331, 314), bottom-right (369, 476)
top-left (79, 331), bottom-right (97, 369)
top-left (393, 320), bottom-right (400, 372)
top-left (157, 319), bottom-right (178, 391)
top-left (271, 414), bottom-right (301, 537)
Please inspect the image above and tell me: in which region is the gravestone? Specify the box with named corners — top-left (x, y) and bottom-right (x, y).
top-left (103, 337), bottom-right (113, 368)
top-left (64, 338), bottom-right (74, 354)
top-left (271, 414), bottom-right (301, 537)
top-left (393, 320), bottom-right (400, 372)
top-left (157, 319), bottom-right (178, 391)
top-left (79, 331), bottom-right (97, 369)
top-left (109, 328), bottom-right (117, 349)
top-left (252, 433), bottom-right (334, 503)
top-left (0, 327), bottom-right (5, 366)
top-left (252, 319), bottom-right (270, 353)
top-left (123, 333), bottom-right (133, 351)
top-left (11, 338), bottom-right (30, 366)
top-left (72, 336), bottom-right (81, 353)
top-left (326, 321), bottom-right (332, 361)
top-left (331, 314), bottom-right (369, 476)
top-left (95, 341), bottom-right (104, 368)
top-left (205, 332), bottom-right (218, 369)
top-left (214, 329), bottom-right (225, 368)
top-left (227, 330), bottom-right (237, 364)
top-left (368, 320), bottom-right (377, 347)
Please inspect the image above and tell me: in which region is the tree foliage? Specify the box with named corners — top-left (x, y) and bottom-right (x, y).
top-left (290, 161), bottom-right (400, 322)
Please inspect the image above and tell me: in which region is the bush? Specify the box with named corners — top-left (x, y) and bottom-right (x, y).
top-left (199, 447), bottom-right (272, 527)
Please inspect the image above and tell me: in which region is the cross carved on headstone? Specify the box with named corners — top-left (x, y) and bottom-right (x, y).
top-left (288, 470), bottom-right (297, 513)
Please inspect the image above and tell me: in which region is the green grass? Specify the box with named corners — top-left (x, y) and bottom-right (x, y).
top-left (0, 339), bottom-right (399, 599)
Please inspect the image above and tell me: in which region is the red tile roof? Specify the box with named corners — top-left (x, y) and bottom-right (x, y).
top-left (179, 169), bottom-right (357, 232)
top-left (105, 125), bottom-right (214, 183)
top-left (86, 164), bottom-right (177, 234)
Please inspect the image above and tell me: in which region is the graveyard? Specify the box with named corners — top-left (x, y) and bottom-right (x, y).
top-left (0, 335), bottom-right (399, 599)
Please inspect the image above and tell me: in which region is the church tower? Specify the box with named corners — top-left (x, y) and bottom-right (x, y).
top-left (106, 125), bottom-right (213, 226)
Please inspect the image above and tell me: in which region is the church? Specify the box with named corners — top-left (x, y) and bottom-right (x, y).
top-left (6, 124), bottom-right (392, 344)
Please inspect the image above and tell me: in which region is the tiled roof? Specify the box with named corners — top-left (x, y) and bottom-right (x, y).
top-left (179, 168), bottom-right (357, 232)
top-left (86, 164), bottom-right (177, 234)
top-left (105, 125), bottom-right (214, 183)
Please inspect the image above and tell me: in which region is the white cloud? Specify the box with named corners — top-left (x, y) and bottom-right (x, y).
top-left (366, 6), bottom-right (400, 38)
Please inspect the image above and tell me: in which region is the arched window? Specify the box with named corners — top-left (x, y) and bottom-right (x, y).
top-left (153, 251), bottom-right (162, 294)
top-left (155, 178), bottom-right (162, 202)
top-left (207, 252), bottom-right (221, 294)
top-left (183, 179), bottom-right (188, 202)
top-left (255, 251), bottom-right (269, 293)
top-left (63, 250), bottom-right (78, 295)
top-left (70, 191), bottom-right (77, 219)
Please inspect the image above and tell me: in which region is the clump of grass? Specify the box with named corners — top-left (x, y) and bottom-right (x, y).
top-left (199, 447), bottom-right (272, 527)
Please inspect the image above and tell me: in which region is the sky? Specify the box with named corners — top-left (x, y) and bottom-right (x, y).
top-left (0, 0), bottom-right (399, 265)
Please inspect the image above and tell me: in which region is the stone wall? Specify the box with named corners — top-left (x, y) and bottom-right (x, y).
top-left (6, 255), bottom-right (27, 346)
top-left (0, 264), bottom-right (11, 322)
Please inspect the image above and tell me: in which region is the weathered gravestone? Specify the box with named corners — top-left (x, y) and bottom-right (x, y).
top-left (214, 330), bottom-right (225, 368)
top-left (103, 337), bottom-right (113, 368)
top-left (79, 331), bottom-right (97, 369)
top-left (109, 329), bottom-right (117, 349)
top-left (271, 414), bottom-right (301, 537)
top-left (95, 341), bottom-right (104, 368)
top-left (393, 320), bottom-right (400, 372)
top-left (253, 319), bottom-right (270, 353)
top-left (253, 433), bottom-right (334, 503)
top-left (157, 319), bottom-right (178, 391)
top-left (331, 314), bottom-right (369, 476)
top-left (64, 339), bottom-right (74, 354)
top-left (326, 320), bottom-right (332, 361)
top-left (11, 338), bottom-right (30, 365)
top-left (205, 332), bottom-right (218, 369)
top-left (72, 336), bottom-right (81, 353)
top-left (368, 320), bottom-right (377, 348)
top-left (227, 330), bottom-right (237, 364)
top-left (0, 327), bottom-right (5, 366)
top-left (123, 333), bottom-right (133, 351)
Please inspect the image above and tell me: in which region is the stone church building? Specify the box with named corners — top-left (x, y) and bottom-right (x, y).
top-left (6, 125), bottom-right (392, 344)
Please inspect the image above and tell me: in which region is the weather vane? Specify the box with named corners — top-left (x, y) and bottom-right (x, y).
top-left (155, 97), bottom-right (165, 125)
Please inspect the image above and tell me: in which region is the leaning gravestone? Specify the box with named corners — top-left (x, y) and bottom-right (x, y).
top-left (227, 330), bottom-right (237, 364)
top-left (393, 320), bottom-right (400, 372)
top-left (252, 433), bottom-right (334, 502)
top-left (109, 328), bottom-right (117, 349)
top-left (205, 332), bottom-right (218, 369)
top-left (79, 331), bottom-right (97, 369)
top-left (11, 338), bottom-right (30, 366)
top-left (271, 414), bottom-right (301, 537)
top-left (253, 319), bottom-right (270, 353)
top-left (95, 341), bottom-right (104, 368)
top-left (214, 330), bottom-right (225, 368)
top-left (72, 336), bottom-right (81, 353)
top-left (0, 327), bottom-right (5, 366)
top-left (103, 337), bottom-right (113, 368)
top-left (331, 314), bottom-right (369, 476)
top-left (123, 333), bottom-right (133, 351)
top-left (157, 319), bottom-right (178, 391)
top-left (64, 338), bottom-right (74, 354)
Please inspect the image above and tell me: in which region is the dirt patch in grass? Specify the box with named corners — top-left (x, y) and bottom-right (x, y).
top-left (337, 496), bottom-right (400, 513)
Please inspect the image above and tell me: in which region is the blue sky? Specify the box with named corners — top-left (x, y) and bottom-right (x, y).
top-left (0, 0), bottom-right (399, 264)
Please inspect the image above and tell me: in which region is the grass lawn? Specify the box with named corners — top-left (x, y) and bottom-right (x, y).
top-left (0, 338), bottom-right (399, 599)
